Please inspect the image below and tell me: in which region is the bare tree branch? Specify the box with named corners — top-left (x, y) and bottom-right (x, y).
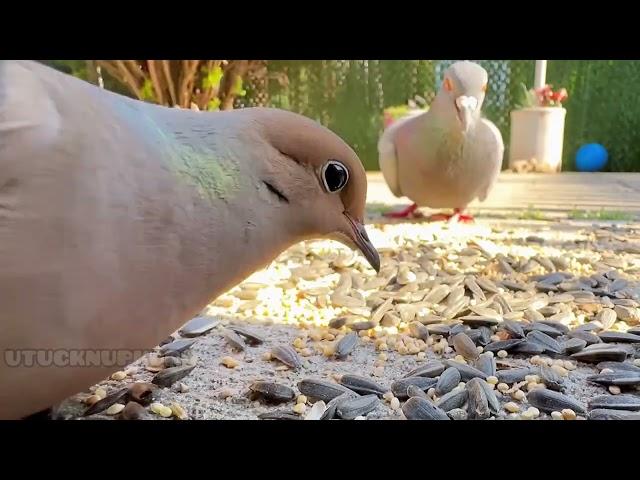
top-left (85, 61), bottom-right (99, 85)
top-left (161, 60), bottom-right (177, 105)
top-left (220, 60), bottom-right (249, 110)
top-left (124, 60), bottom-right (145, 82)
top-left (179, 60), bottom-right (200, 108)
top-left (147, 60), bottom-right (166, 105)
top-left (93, 59), bottom-right (262, 111)
top-left (115, 60), bottom-right (143, 99)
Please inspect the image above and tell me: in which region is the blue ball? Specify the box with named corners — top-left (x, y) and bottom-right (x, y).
top-left (576, 143), bottom-right (608, 172)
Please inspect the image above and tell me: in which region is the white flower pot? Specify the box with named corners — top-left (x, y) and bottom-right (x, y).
top-left (509, 107), bottom-right (567, 172)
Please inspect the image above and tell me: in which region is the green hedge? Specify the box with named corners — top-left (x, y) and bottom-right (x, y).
top-left (248, 60), bottom-right (640, 172)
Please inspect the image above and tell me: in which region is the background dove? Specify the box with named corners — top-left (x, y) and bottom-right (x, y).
top-left (378, 61), bottom-right (504, 222)
top-left (0, 60), bottom-right (379, 419)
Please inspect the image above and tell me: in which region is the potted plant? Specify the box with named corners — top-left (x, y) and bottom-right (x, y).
top-left (509, 84), bottom-right (568, 173)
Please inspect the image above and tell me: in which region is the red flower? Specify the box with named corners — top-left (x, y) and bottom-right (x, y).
top-left (555, 88), bottom-right (568, 103)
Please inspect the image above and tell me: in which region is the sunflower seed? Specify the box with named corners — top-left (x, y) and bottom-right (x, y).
top-left (536, 320), bottom-right (570, 335)
top-left (328, 317), bottom-right (348, 329)
top-left (402, 396), bottom-right (450, 420)
top-left (512, 341), bottom-right (546, 355)
top-left (477, 379), bottom-right (500, 414)
top-left (527, 388), bottom-right (586, 414)
top-left (502, 280), bottom-right (530, 292)
top-left (475, 277), bottom-right (500, 294)
top-left (152, 365), bottom-right (196, 387)
top-left (494, 295), bottom-right (513, 313)
top-left (589, 409), bottom-right (640, 420)
top-left (538, 306), bottom-right (560, 316)
top-left (458, 316), bottom-right (501, 327)
top-left (523, 322), bottom-right (564, 338)
top-left (501, 320), bottom-right (525, 339)
top-left (442, 297), bottom-right (469, 319)
top-left (83, 387), bottom-right (129, 417)
top-left (407, 385), bottom-right (430, 399)
top-left (466, 378), bottom-right (491, 419)
top-left (537, 283), bottom-right (558, 293)
top-left (271, 345), bottom-right (302, 370)
top-left (179, 316), bottom-right (219, 337)
top-left (443, 360), bottom-right (488, 381)
top-left (551, 257), bottom-right (570, 270)
top-left (532, 272), bottom-right (566, 284)
top-left (496, 367), bottom-right (532, 384)
top-left (442, 408), bottom-right (466, 420)
top-left (336, 394), bottom-right (379, 420)
top-left (452, 332), bottom-right (480, 361)
top-left (424, 284), bottom-right (451, 304)
top-left (568, 330), bottom-right (603, 345)
top-left (258, 410), bottom-right (301, 420)
top-left (391, 377), bottom-right (438, 399)
top-left (598, 331), bottom-right (640, 343)
top-left (339, 375), bottom-right (387, 397)
top-left (403, 361), bottom-right (446, 378)
top-left (526, 330), bottom-right (562, 354)
top-left (320, 392), bottom-right (358, 420)
top-left (588, 394), bottom-right (640, 411)
top-left (449, 324), bottom-right (468, 336)
top-left (408, 321), bottom-right (430, 340)
top-left (465, 276), bottom-right (486, 301)
top-left (571, 347), bottom-right (628, 363)
top-left (223, 329), bottom-right (246, 351)
top-left (348, 321), bottom-right (376, 331)
top-left (305, 401), bottom-right (327, 420)
top-left (298, 378), bottom-right (357, 402)
top-left (562, 338), bottom-right (587, 354)
top-left (587, 373), bottom-right (640, 386)
top-left (435, 367), bottom-right (462, 396)
top-left (538, 366), bottom-right (565, 392)
top-left (428, 324), bottom-right (451, 336)
top-left (158, 338), bottom-right (196, 357)
top-left (334, 332), bottom-right (358, 359)
top-left (249, 381), bottom-right (296, 403)
top-left (469, 306), bottom-right (502, 319)
top-left (227, 325), bottom-right (265, 345)
top-left (612, 298), bottom-right (639, 307)
top-left (595, 309), bottom-right (617, 330)
top-left (475, 352), bottom-right (497, 377)
top-left (534, 256), bottom-right (556, 272)
top-left (548, 293), bottom-right (575, 304)
top-left (596, 361), bottom-right (640, 374)
top-left (483, 339), bottom-right (525, 353)
top-left (436, 388), bottom-right (468, 411)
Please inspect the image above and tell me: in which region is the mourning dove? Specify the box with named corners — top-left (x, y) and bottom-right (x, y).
top-left (0, 60), bottom-right (379, 419)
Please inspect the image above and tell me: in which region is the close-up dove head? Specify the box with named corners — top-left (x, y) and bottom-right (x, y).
top-left (438, 61), bottom-right (489, 133)
top-left (245, 108), bottom-right (380, 272)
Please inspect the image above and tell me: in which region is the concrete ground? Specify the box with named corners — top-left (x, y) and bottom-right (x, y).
top-left (55, 172), bottom-right (640, 421)
top-left (366, 172), bottom-right (640, 219)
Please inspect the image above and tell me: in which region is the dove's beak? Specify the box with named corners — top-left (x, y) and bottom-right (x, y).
top-left (455, 95), bottom-right (478, 133)
top-left (343, 212), bottom-right (380, 273)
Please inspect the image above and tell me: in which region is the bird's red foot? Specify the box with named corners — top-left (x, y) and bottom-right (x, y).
top-left (384, 203), bottom-right (420, 219)
top-left (427, 209), bottom-right (475, 224)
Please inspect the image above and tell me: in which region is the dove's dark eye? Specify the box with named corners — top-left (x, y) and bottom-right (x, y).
top-left (321, 160), bottom-right (349, 193)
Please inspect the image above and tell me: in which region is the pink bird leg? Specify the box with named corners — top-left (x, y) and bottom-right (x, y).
top-left (427, 208), bottom-right (475, 223)
top-left (383, 203), bottom-right (420, 219)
